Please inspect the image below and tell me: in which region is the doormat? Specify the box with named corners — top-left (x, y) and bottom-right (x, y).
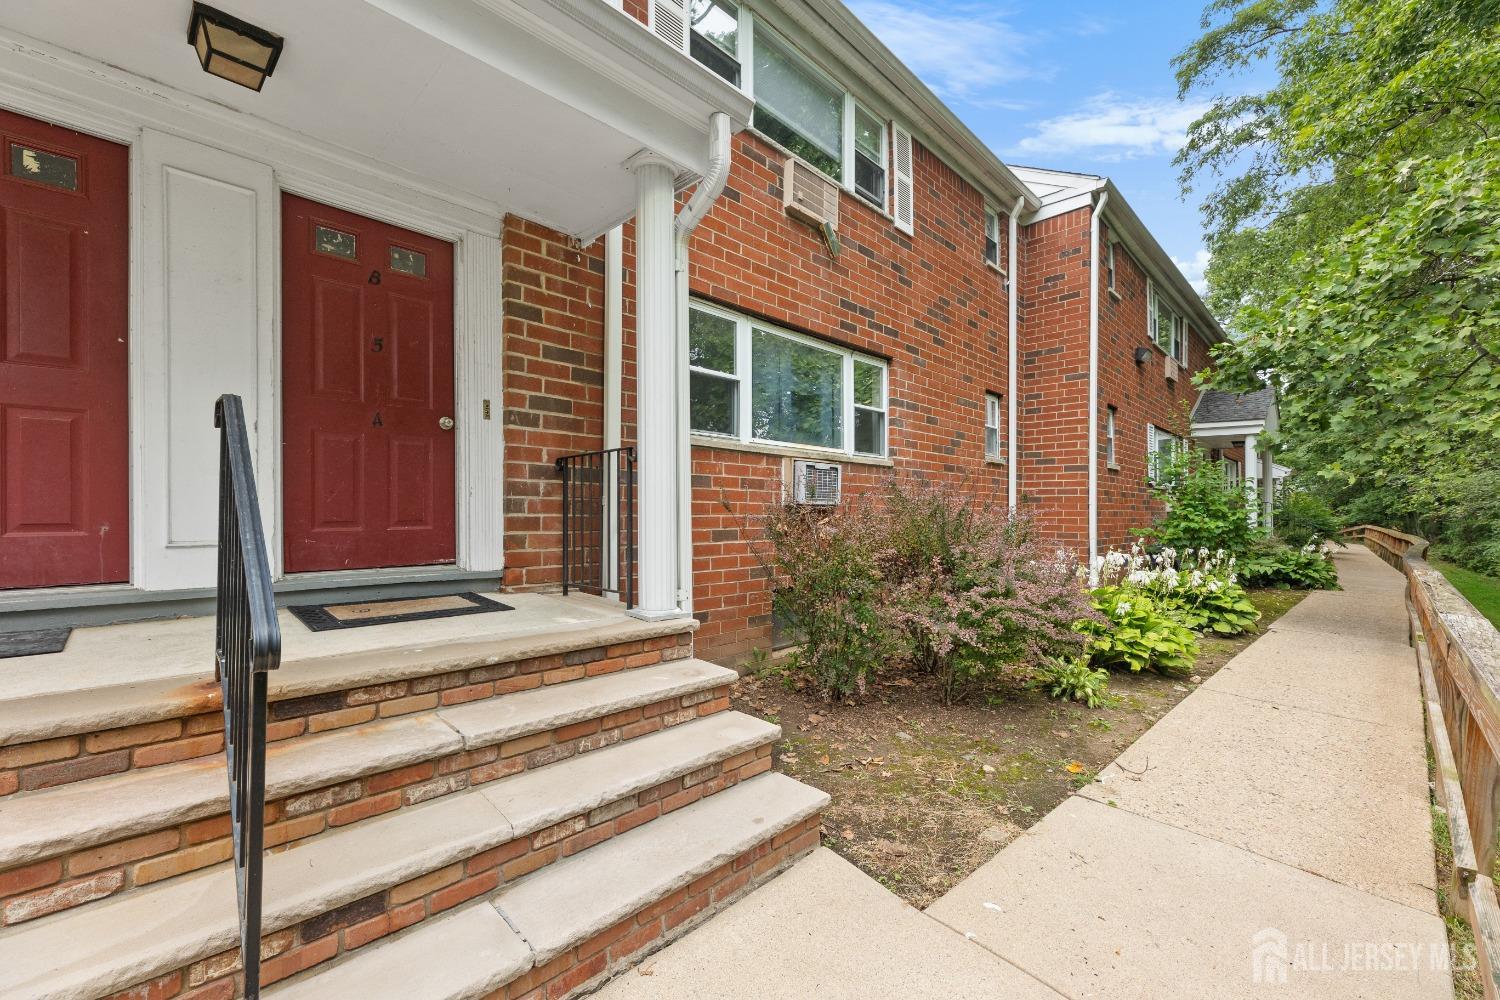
top-left (289, 592), bottom-right (513, 632)
top-left (0, 627), bottom-right (72, 659)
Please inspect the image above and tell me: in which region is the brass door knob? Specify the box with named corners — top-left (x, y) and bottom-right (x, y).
top-left (439, 416), bottom-right (455, 431)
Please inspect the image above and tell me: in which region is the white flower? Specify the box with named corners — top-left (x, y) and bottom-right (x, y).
top-left (1117, 601), bottom-right (1132, 614)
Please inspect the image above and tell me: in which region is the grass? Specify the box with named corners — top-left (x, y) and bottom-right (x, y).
top-left (1431, 558), bottom-right (1500, 630)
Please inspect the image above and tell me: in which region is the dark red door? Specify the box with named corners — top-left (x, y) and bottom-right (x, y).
top-left (281, 195), bottom-right (456, 573)
top-left (0, 110), bottom-right (129, 589)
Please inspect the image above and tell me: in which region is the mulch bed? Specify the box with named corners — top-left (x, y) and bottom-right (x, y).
top-left (731, 589), bottom-right (1308, 907)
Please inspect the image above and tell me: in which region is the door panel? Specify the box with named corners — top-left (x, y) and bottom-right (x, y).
top-left (282, 195), bottom-right (455, 572)
top-left (0, 110), bottom-right (128, 589)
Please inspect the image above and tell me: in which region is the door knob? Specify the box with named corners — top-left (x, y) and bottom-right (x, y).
top-left (439, 416), bottom-right (455, 431)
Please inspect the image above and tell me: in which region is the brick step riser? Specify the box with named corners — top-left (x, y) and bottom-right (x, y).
top-left (98, 750), bottom-right (792, 1000)
top-left (0, 683), bottom-right (733, 928)
top-left (0, 632), bottom-right (695, 796)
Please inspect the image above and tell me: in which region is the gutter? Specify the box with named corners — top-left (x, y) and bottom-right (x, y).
top-left (1007, 195), bottom-right (1022, 510)
top-left (1088, 190), bottom-right (1109, 567)
top-left (670, 111), bottom-right (733, 611)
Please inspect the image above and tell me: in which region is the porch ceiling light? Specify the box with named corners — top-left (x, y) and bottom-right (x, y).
top-left (188, 3), bottom-right (283, 92)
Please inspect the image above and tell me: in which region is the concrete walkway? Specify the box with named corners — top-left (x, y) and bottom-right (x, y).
top-left (599, 545), bottom-right (1453, 999)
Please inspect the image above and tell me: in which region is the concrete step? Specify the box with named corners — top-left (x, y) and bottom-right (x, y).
top-left (268, 903), bottom-right (532, 1000)
top-left (0, 603), bottom-right (696, 792)
top-left (0, 712), bottom-right (779, 1000)
top-left (0, 659), bottom-right (735, 876)
top-left (267, 773), bottom-right (828, 1000)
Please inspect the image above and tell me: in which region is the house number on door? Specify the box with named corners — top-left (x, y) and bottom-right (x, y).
top-left (372, 412), bottom-right (383, 427)
top-left (372, 337), bottom-right (384, 353)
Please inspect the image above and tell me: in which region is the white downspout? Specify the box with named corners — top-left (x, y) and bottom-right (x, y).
top-left (1088, 190), bottom-right (1109, 567)
top-left (671, 112), bottom-right (733, 612)
top-left (1007, 196), bottom-right (1022, 511)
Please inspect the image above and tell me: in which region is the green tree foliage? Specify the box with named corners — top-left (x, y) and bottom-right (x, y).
top-left (1175, 0), bottom-right (1500, 523)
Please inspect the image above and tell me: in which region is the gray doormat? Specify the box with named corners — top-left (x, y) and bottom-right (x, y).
top-left (288, 592), bottom-right (512, 632)
top-left (0, 627), bottom-right (72, 658)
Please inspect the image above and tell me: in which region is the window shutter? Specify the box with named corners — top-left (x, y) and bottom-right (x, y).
top-left (1146, 423), bottom-right (1157, 478)
top-left (650, 0), bottom-right (689, 51)
top-left (891, 123), bottom-right (914, 235)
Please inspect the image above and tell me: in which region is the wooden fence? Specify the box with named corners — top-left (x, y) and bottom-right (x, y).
top-left (1344, 525), bottom-right (1500, 995)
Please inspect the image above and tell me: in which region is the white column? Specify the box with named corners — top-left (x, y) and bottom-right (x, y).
top-left (1244, 434), bottom-right (1260, 527)
top-left (625, 151), bottom-right (681, 618)
top-left (1261, 445), bottom-right (1275, 531)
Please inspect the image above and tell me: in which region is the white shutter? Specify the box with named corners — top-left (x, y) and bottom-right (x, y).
top-left (891, 122), bottom-right (914, 235)
top-left (651, 0), bottom-right (689, 51)
top-left (1146, 423), bottom-right (1158, 480)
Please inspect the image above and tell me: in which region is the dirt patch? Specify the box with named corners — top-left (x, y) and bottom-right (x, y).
top-left (732, 588), bottom-right (1308, 908)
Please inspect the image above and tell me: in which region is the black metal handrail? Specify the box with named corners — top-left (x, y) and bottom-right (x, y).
top-left (214, 394), bottom-right (281, 999)
top-left (556, 447), bottom-right (636, 610)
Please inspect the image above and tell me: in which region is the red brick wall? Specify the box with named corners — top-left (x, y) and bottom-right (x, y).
top-left (681, 131), bottom-right (1013, 661)
top-left (1095, 222), bottom-right (1210, 549)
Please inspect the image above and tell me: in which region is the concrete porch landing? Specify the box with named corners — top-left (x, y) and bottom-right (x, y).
top-left (601, 545), bottom-right (1455, 999)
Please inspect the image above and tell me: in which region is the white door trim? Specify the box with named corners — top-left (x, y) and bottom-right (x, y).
top-left (0, 37), bottom-right (507, 591)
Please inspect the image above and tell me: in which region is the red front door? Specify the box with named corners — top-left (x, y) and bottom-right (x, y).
top-left (0, 110), bottom-right (129, 590)
top-left (281, 195), bottom-right (456, 573)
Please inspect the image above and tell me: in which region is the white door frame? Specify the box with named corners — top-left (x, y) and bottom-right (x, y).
top-left (0, 35), bottom-right (506, 593)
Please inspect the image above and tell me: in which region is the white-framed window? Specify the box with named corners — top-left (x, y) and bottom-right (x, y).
top-left (850, 101), bottom-right (887, 207)
top-left (1223, 457), bottom-right (1242, 488)
top-left (1146, 423), bottom-right (1183, 482)
top-left (1147, 280), bottom-right (1189, 365)
top-left (1106, 406), bottom-right (1117, 467)
top-left (984, 207), bottom-right (1001, 269)
top-left (985, 392), bottom-right (1003, 460)
top-left (1105, 240), bottom-right (1117, 293)
top-left (689, 301), bottom-right (888, 457)
top-left (688, 0), bottom-right (742, 85)
top-left (751, 27), bottom-right (844, 179)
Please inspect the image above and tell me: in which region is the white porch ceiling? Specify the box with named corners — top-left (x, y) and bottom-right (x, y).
top-left (0, 0), bottom-right (750, 238)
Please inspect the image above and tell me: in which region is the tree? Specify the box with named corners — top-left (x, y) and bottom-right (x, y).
top-left (1175, 0), bottom-right (1500, 500)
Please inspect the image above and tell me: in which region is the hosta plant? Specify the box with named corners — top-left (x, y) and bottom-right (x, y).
top-left (1035, 656), bottom-right (1111, 708)
top-left (1076, 588), bottom-right (1199, 676)
top-left (1238, 541), bottom-right (1339, 590)
top-left (1091, 544), bottom-right (1261, 636)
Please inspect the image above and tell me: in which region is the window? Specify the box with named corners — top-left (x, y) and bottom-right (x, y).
top-left (752, 29), bottom-right (843, 178)
top-left (689, 308), bottom-right (740, 436)
top-left (985, 393), bottom-right (1003, 461)
top-left (1223, 457), bottom-right (1242, 489)
top-left (851, 104), bottom-right (886, 206)
top-left (689, 0), bottom-right (741, 85)
top-left (1105, 406), bottom-right (1117, 467)
top-left (984, 208), bottom-right (1001, 269)
top-left (1147, 281), bottom-right (1189, 365)
top-left (1147, 424), bottom-right (1183, 482)
top-left (1105, 241), bottom-right (1117, 293)
top-left (689, 303), bottom-right (887, 457)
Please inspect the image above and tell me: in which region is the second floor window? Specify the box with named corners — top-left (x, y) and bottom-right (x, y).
top-left (1105, 241), bottom-right (1117, 293)
top-left (753, 30), bottom-right (843, 179)
top-left (689, 0), bottom-right (741, 85)
top-left (690, 303), bottom-right (888, 457)
top-left (984, 208), bottom-right (1001, 268)
top-left (1148, 281), bottom-right (1189, 365)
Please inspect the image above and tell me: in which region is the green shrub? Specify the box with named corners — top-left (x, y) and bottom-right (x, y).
top-left (1274, 484), bottom-right (1342, 549)
top-left (1075, 588), bottom-right (1199, 675)
top-left (1143, 448), bottom-right (1257, 554)
top-left (1034, 656), bottom-right (1111, 708)
top-left (1169, 580), bottom-right (1262, 634)
top-left (1238, 540), bottom-right (1340, 590)
top-left (1094, 545), bottom-right (1261, 636)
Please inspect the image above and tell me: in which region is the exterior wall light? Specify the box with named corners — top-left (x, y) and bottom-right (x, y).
top-left (188, 3), bottom-right (284, 92)
top-left (1134, 346), bottom-right (1152, 366)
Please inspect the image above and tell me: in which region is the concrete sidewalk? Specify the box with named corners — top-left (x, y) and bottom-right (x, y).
top-left (600, 545), bottom-right (1453, 999)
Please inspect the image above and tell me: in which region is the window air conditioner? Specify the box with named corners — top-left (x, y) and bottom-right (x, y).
top-left (792, 460), bottom-right (842, 506)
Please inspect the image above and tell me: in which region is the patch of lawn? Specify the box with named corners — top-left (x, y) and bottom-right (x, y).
top-left (1431, 559), bottom-right (1500, 630)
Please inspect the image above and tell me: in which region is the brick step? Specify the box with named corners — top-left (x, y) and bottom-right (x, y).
top-left (267, 773), bottom-right (829, 1000)
top-left (0, 660), bottom-right (738, 926)
top-left (0, 711), bottom-right (781, 1000)
top-left (0, 611), bottom-right (695, 794)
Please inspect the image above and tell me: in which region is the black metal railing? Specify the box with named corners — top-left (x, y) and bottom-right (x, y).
top-left (556, 447), bottom-right (636, 609)
top-left (213, 394), bottom-right (282, 999)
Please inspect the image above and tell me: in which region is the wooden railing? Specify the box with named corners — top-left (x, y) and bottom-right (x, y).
top-left (1344, 525), bottom-right (1500, 996)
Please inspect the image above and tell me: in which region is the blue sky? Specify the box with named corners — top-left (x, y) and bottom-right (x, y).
top-left (846, 0), bottom-right (1221, 291)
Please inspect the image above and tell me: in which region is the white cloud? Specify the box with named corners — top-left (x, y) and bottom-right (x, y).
top-left (1172, 248), bottom-right (1212, 295)
top-left (1008, 93), bottom-right (1212, 160)
top-left (845, 2), bottom-right (1045, 105)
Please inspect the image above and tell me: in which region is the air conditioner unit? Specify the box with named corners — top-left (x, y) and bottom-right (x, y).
top-left (783, 156), bottom-right (839, 231)
top-left (792, 460), bottom-right (842, 506)
top-left (1164, 355), bottom-right (1181, 382)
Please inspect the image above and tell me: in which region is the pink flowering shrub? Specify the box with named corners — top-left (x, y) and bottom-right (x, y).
top-left (758, 478), bottom-right (1097, 703)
